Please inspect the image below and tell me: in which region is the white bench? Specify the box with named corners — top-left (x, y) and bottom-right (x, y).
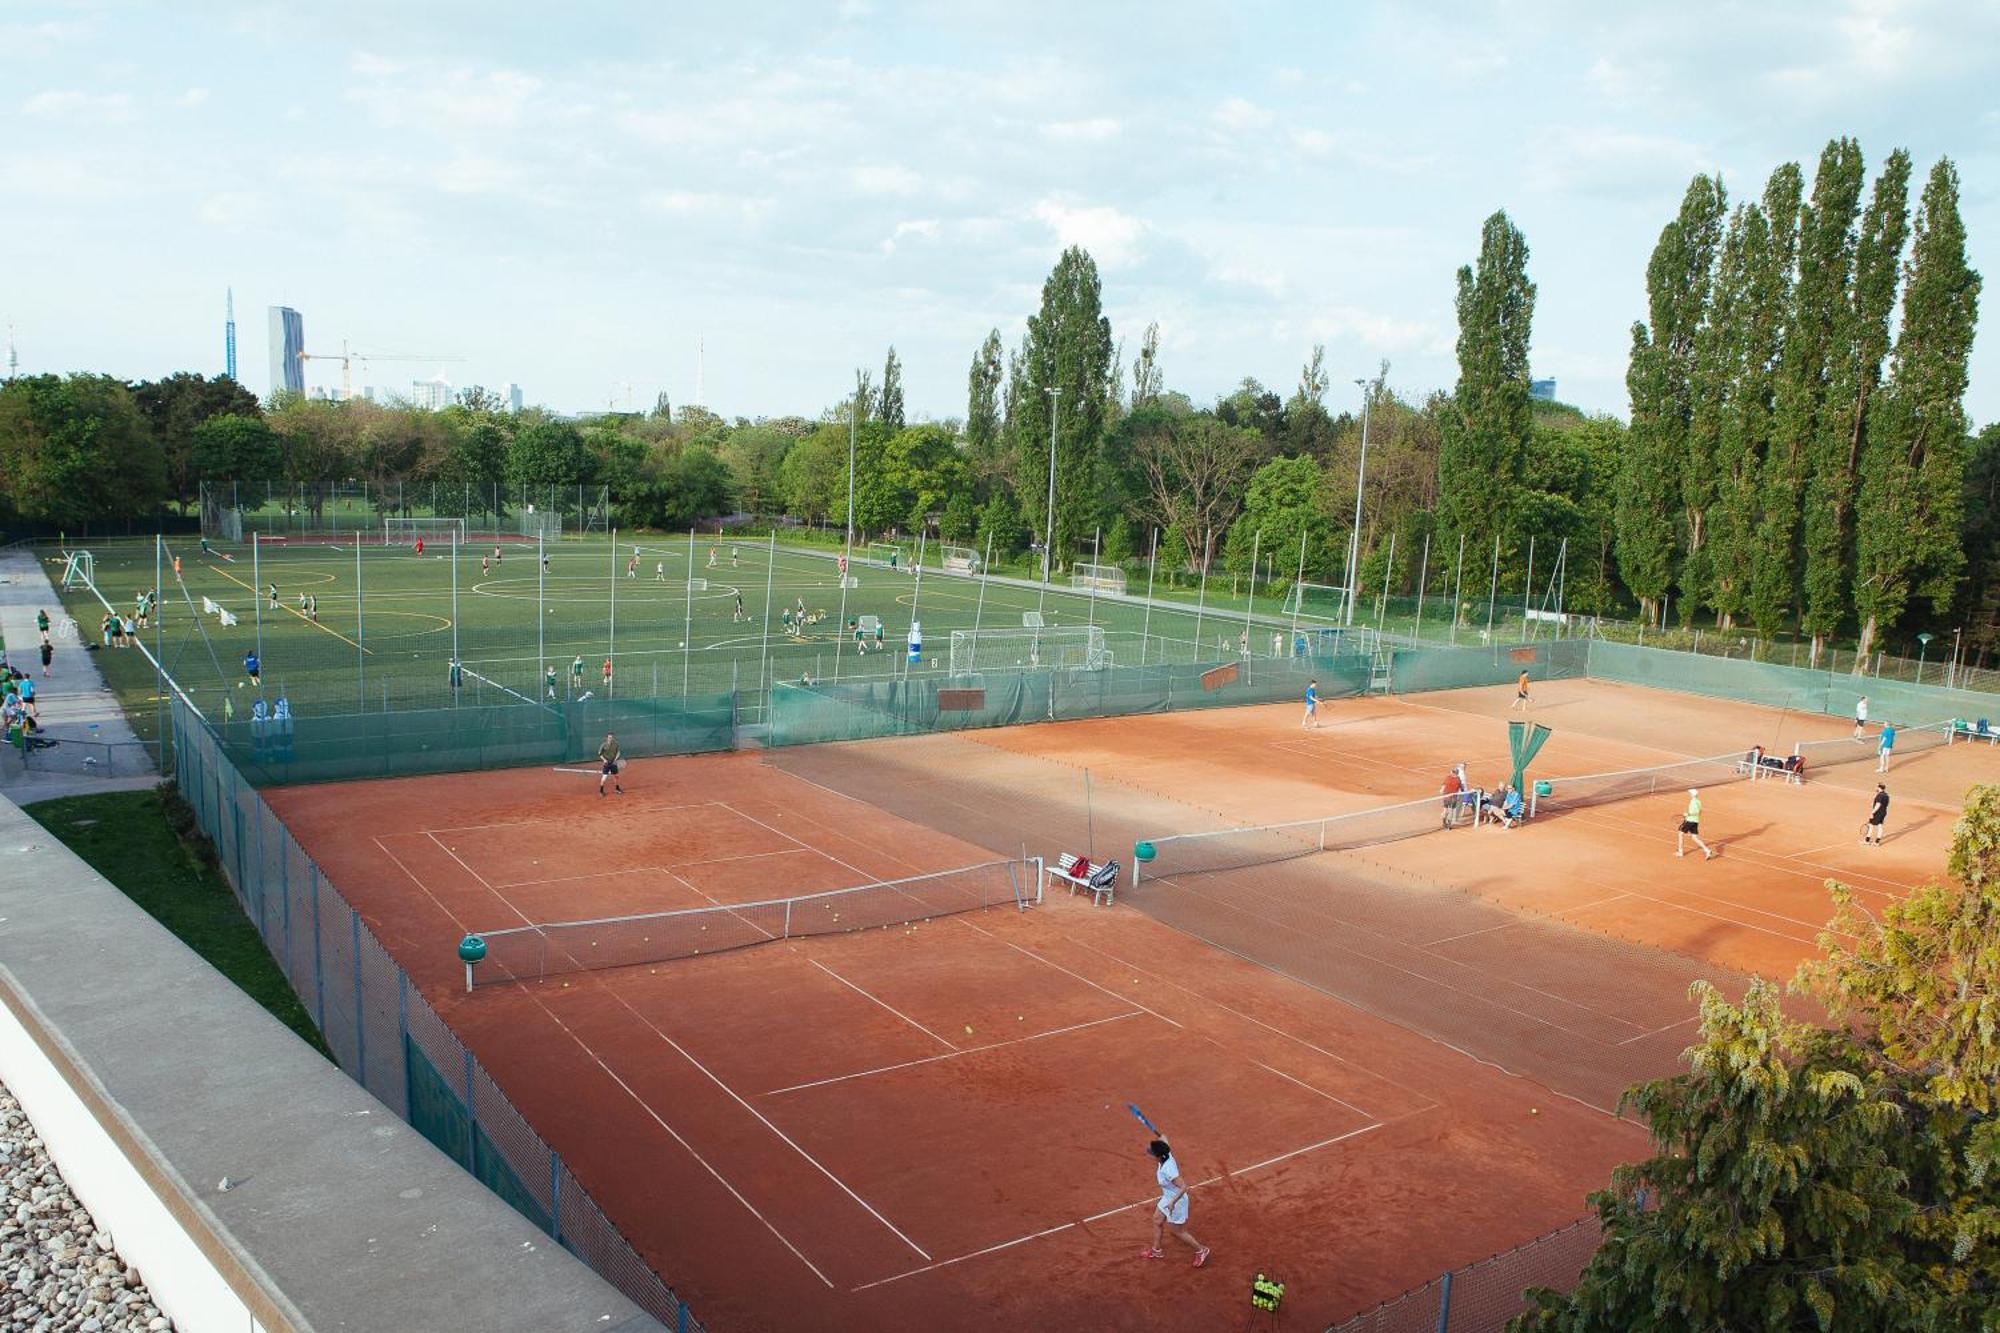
top-left (1051, 852), bottom-right (1118, 907)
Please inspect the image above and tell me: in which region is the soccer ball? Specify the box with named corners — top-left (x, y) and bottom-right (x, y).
top-left (238, 681), bottom-right (245, 689)
top-left (680, 641), bottom-right (686, 648)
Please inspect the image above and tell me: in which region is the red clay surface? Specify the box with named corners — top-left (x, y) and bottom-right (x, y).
top-left (264, 677), bottom-right (1972, 1330)
top-left (271, 743), bottom-right (1644, 1332)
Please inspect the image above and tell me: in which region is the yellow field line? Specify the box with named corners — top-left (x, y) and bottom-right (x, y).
top-left (203, 561), bottom-right (372, 655)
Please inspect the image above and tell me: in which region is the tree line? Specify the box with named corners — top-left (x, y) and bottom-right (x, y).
top-left (3, 134), bottom-right (1990, 658)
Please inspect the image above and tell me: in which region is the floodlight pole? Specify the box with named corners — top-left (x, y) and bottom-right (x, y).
top-left (834, 388), bottom-right (857, 682)
top-left (1345, 377), bottom-right (1371, 626)
top-left (1040, 386), bottom-right (1061, 620)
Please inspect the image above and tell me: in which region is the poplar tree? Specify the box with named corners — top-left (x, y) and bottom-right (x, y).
top-left (1684, 200), bottom-right (1750, 618)
top-left (1705, 201), bottom-right (1777, 629)
top-left (1852, 158), bottom-right (1983, 659)
top-left (1617, 175), bottom-right (1723, 626)
top-left (1803, 149), bottom-right (1909, 656)
top-left (879, 346), bottom-right (906, 430)
top-left (965, 330), bottom-right (1004, 485)
top-left (1013, 246), bottom-right (1115, 567)
top-left (1438, 211), bottom-right (1535, 567)
top-left (1756, 140), bottom-right (1864, 643)
top-left (1131, 322), bottom-right (1163, 407)
top-left (1745, 162), bottom-right (1806, 636)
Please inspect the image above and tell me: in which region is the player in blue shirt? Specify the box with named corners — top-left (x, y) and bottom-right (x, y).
top-left (1302, 678), bottom-right (1319, 729)
top-left (243, 650), bottom-right (261, 687)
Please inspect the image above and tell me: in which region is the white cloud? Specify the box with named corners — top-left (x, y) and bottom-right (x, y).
top-left (1041, 117), bottom-right (1121, 143)
top-left (197, 191), bottom-right (266, 230)
top-left (1291, 128), bottom-right (1335, 158)
top-left (851, 163), bottom-right (923, 196)
top-left (643, 190), bottom-right (771, 225)
top-left (1274, 67), bottom-right (1304, 86)
top-left (20, 90), bottom-right (131, 121)
top-left (1214, 96), bottom-right (1274, 131)
top-left (176, 87), bottom-right (211, 108)
top-left (437, 155), bottom-right (524, 197)
top-left (347, 64), bottom-right (542, 130)
top-left (1031, 198), bottom-right (1144, 267)
top-left (881, 219), bottom-right (939, 254)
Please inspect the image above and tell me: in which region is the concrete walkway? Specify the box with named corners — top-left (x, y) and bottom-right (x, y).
top-left (0, 548), bottom-right (159, 803)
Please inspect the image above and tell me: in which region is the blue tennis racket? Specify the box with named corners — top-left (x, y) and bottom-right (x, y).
top-left (1127, 1102), bottom-right (1162, 1136)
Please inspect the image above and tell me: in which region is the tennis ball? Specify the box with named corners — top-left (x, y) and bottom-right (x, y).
top-left (1529, 1107), bottom-right (1540, 1116)
top-left (964, 1025), bottom-right (973, 1034)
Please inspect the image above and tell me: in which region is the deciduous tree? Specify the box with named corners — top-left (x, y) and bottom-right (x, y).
top-left (1439, 211), bottom-right (1536, 575)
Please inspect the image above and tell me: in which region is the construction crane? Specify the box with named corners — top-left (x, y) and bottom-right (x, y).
top-left (298, 340), bottom-right (463, 402)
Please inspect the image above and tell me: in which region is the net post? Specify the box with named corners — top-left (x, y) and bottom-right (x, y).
top-left (783, 897), bottom-right (792, 940)
top-left (1434, 1270), bottom-right (1453, 1333)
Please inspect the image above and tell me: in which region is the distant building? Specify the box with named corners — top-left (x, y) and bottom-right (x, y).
top-left (267, 306), bottom-right (304, 401)
top-left (1529, 378), bottom-right (1558, 402)
top-left (411, 375), bottom-right (453, 411)
top-left (507, 382), bottom-right (523, 413)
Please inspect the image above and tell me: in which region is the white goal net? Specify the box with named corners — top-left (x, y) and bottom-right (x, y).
top-left (518, 508), bottom-right (563, 537)
top-left (1280, 581), bottom-right (1348, 619)
top-left (950, 626), bottom-right (1108, 674)
top-left (866, 541), bottom-right (909, 569)
top-left (941, 544), bottom-right (980, 574)
top-left (384, 517), bottom-right (467, 546)
top-left (1070, 562), bottom-right (1126, 594)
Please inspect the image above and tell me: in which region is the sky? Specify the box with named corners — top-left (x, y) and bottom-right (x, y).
top-left (4, 0), bottom-right (1998, 426)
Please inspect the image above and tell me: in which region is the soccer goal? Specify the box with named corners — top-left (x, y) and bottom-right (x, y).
top-left (941, 544), bottom-right (981, 574)
top-left (1281, 581), bottom-right (1349, 619)
top-left (384, 517), bottom-right (467, 546)
top-left (950, 625), bottom-right (1108, 674)
top-left (687, 577), bottom-right (709, 592)
top-left (1070, 563), bottom-right (1126, 595)
top-left (518, 508), bottom-right (563, 537)
top-left (867, 541), bottom-right (909, 570)
top-left (59, 550), bottom-right (95, 591)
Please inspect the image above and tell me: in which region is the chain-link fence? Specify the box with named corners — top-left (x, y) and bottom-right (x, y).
top-left (1326, 1216), bottom-right (1603, 1333)
top-left (171, 695), bottom-right (703, 1331)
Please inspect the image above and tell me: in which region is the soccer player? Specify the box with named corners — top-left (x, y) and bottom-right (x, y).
top-left (597, 732), bottom-right (623, 796)
top-left (19, 676), bottom-right (35, 720)
top-left (244, 650), bottom-right (261, 688)
top-left (731, 546), bottom-right (740, 568)
top-left (1511, 669), bottom-right (1531, 712)
top-left (1863, 784), bottom-right (1890, 846)
top-left (481, 554), bottom-right (491, 576)
top-left (1140, 1141), bottom-right (1210, 1268)
top-left (448, 657), bottom-right (462, 694)
top-left (733, 591), bottom-right (745, 622)
top-left (35, 609), bottom-right (50, 643)
top-left (655, 561), bottom-right (666, 582)
top-left (601, 657), bottom-right (613, 691)
top-left (626, 554), bottom-right (638, 579)
top-left (707, 546), bottom-right (718, 568)
top-left (888, 548), bottom-right (899, 573)
top-left (39, 641), bottom-right (53, 677)
top-left (1854, 695), bottom-right (1869, 739)
top-left (1302, 678), bottom-right (1319, 729)
top-left (494, 544), bottom-right (503, 564)
top-left (542, 552), bottom-right (551, 575)
top-left (267, 582), bottom-right (279, 610)
top-left (1876, 721), bottom-right (1897, 772)
top-left (414, 537), bottom-right (425, 557)
top-left (570, 654), bottom-right (585, 693)
top-left (1676, 788), bottom-right (1714, 860)
top-left (307, 593), bottom-right (318, 622)
top-left (296, 591), bottom-right (309, 615)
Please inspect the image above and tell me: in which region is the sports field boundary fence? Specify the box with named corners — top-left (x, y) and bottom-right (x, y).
top-left (169, 695), bottom-right (706, 1332)
top-left (1324, 1214), bottom-right (1602, 1333)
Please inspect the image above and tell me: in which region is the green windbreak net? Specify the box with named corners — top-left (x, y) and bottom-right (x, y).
top-left (1584, 641), bottom-right (1977, 727)
top-left (1388, 639), bottom-right (1589, 694)
top-left (217, 691), bottom-right (735, 785)
top-left (769, 654), bottom-right (1373, 747)
top-left (404, 1035), bottom-right (552, 1233)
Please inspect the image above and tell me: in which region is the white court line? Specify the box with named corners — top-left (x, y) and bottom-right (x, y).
top-left (809, 959), bottom-right (957, 1051)
top-left (370, 836), bottom-right (488, 933)
top-left (424, 799), bottom-right (719, 836)
top-left (1055, 934), bottom-right (1435, 1112)
top-left (719, 800), bottom-right (878, 884)
top-left (1418, 891), bottom-right (1633, 949)
top-left (763, 1011), bottom-right (1148, 1097)
top-left (1253, 1059), bottom-right (1368, 1112)
top-left (601, 977), bottom-right (934, 1261)
top-left (497, 846), bottom-right (815, 891)
top-left (419, 849), bottom-right (836, 1286)
top-left (951, 916), bottom-right (1183, 1030)
top-left (850, 1118), bottom-right (1393, 1294)
top-left (1617, 1014), bottom-right (1700, 1046)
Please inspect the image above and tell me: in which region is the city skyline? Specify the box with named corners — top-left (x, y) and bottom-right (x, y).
top-left (2, 2), bottom-right (1996, 425)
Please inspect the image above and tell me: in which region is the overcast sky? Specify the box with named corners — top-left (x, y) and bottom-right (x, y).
top-left (4, 0), bottom-right (1997, 425)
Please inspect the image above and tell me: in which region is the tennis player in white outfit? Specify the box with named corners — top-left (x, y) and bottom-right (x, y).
top-left (1141, 1140), bottom-right (1211, 1267)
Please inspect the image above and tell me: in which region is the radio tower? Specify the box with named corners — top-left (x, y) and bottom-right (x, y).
top-left (224, 289), bottom-right (238, 380)
top-left (4, 323), bottom-right (16, 382)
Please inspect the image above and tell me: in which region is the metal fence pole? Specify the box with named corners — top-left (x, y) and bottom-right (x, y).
top-left (684, 528), bottom-right (696, 694)
top-left (1193, 531), bottom-right (1210, 660)
top-left (758, 531), bottom-right (776, 698)
top-left (252, 531), bottom-right (263, 668)
top-left (1451, 532), bottom-right (1466, 646)
top-left (355, 542), bottom-right (365, 710)
top-left (1413, 531), bottom-right (1432, 643)
top-left (971, 531), bottom-right (996, 660)
top-left (1435, 1270), bottom-right (1453, 1333)
top-left (1143, 528), bottom-right (1160, 665)
top-left (350, 910), bottom-right (365, 1079)
top-left (1486, 533), bottom-right (1500, 641)
top-left (608, 525), bottom-right (617, 692)
top-left (1242, 528), bottom-right (1261, 656)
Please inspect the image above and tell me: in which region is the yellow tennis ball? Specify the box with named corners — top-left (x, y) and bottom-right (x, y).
top-left (963, 1025), bottom-right (973, 1034)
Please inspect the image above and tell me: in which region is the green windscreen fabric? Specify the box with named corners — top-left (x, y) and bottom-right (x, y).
top-left (1584, 640), bottom-right (1983, 726)
top-left (769, 654), bottom-right (1373, 747)
top-left (1508, 720), bottom-right (1553, 792)
top-left (216, 691), bottom-right (735, 786)
top-left (404, 1036), bottom-right (551, 1233)
top-left (1389, 639), bottom-right (1588, 694)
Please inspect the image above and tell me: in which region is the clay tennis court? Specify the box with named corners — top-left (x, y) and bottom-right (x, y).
top-left (263, 675), bottom-right (1973, 1330)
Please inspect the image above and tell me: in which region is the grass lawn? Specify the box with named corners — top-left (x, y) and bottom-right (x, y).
top-left (54, 534), bottom-right (1342, 728)
top-left (26, 787), bottom-right (331, 1058)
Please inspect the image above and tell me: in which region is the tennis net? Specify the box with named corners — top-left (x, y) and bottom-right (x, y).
top-left (1133, 721), bottom-right (1955, 889)
top-left (467, 857), bottom-right (1036, 987)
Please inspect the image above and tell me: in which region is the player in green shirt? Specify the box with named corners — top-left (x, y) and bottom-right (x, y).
top-left (597, 733), bottom-right (624, 796)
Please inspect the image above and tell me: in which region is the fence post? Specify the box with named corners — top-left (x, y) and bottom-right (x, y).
top-left (463, 1048), bottom-right (478, 1167)
top-left (351, 910), bottom-right (365, 1081)
top-left (1435, 1269), bottom-right (1453, 1333)
top-left (550, 1155), bottom-right (563, 1244)
top-left (311, 865), bottom-right (325, 1028)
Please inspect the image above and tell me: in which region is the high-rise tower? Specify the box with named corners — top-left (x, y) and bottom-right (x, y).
top-left (225, 289), bottom-right (238, 380)
top-left (267, 306), bottom-right (304, 400)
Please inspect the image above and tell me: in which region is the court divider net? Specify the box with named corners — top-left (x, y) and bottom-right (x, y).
top-left (467, 857), bottom-right (1038, 987)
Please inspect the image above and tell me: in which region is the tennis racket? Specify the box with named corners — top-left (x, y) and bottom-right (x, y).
top-left (1127, 1103), bottom-right (1162, 1136)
